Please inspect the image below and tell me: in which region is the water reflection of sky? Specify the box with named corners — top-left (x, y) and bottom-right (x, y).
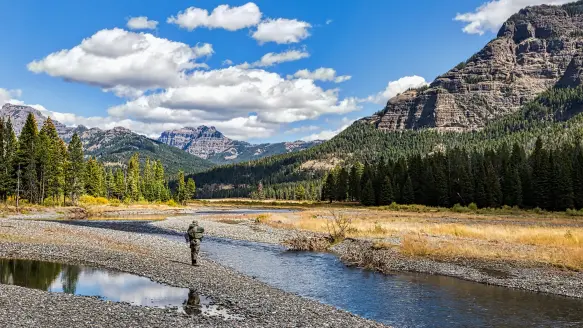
top-left (48, 269), bottom-right (189, 307)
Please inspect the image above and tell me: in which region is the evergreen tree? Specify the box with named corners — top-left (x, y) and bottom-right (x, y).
top-left (0, 119), bottom-right (17, 202)
top-left (321, 173), bottom-right (335, 203)
top-left (551, 148), bottom-right (574, 210)
top-left (176, 170), bottom-right (186, 204)
top-left (402, 175), bottom-right (415, 204)
top-left (432, 154), bottom-right (449, 207)
top-left (113, 169), bottom-right (125, 200)
top-left (573, 143), bottom-right (583, 209)
top-left (348, 162), bottom-right (363, 201)
top-left (336, 167), bottom-right (349, 201)
top-left (379, 176), bottom-right (394, 205)
top-left (66, 133), bottom-right (84, 204)
top-left (531, 138), bottom-right (551, 209)
top-left (295, 184), bottom-right (306, 200)
top-left (85, 158), bottom-right (104, 197)
top-left (361, 179), bottom-right (376, 206)
top-left (186, 178), bottom-right (196, 201)
top-left (126, 153), bottom-right (141, 201)
top-left (17, 113), bottom-right (39, 203)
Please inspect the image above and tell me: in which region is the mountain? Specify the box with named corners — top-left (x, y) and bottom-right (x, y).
top-left (0, 104), bottom-right (73, 137)
top-left (0, 104), bottom-right (214, 175)
top-left (158, 126), bottom-right (322, 164)
top-left (363, 1), bottom-right (583, 132)
top-left (191, 1), bottom-right (583, 198)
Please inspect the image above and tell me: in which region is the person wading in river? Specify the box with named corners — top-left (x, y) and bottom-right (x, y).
top-left (186, 220), bottom-right (204, 266)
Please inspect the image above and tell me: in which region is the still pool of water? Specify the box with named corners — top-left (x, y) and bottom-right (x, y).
top-left (0, 258), bottom-right (239, 319)
top-left (54, 217), bottom-right (583, 328)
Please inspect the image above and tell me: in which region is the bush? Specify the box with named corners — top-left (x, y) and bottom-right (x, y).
top-left (452, 203), bottom-right (469, 213)
top-left (165, 199), bottom-right (178, 207)
top-left (255, 214), bottom-right (271, 224)
top-left (79, 195), bottom-right (109, 206)
top-left (109, 198), bottom-right (121, 206)
top-left (325, 211), bottom-right (352, 243)
top-left (468, 202), bottom-right (478, 211)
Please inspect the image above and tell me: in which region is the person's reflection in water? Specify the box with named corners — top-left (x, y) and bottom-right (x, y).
top-left (183, 289), bottom-right (201, 316)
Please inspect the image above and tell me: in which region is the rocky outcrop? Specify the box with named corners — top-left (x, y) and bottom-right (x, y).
top-left (158, 126), bottom-right (322, 164)
top-left (0, 103), bottom-right (73, 136)
top-left (557, 54), bottom-right (583, 87)
top-left (158, 126), bottom-right (237, 159)
top-left (367, 1), bottom-right (583, 131)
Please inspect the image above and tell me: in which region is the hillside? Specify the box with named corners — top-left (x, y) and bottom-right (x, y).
top-left (158, 126), bottom-right (322, 164)
top-left (0, 104), bottom-right (214, 175)
top-left (192, 1), bottom-right (583, 198)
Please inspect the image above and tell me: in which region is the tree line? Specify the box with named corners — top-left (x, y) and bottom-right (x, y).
top-left (0, 113), bottom-right (196, 205)
top-left (321, 138), bottom-right (583, 211)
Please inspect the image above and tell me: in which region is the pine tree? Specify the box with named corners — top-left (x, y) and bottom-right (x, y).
top-left (484, 156), bottom-right (502, 208)
top-left (551, 148), bottom-right (574, 210)
top-left (185, 178), bottom-right (196, 202)
top-left (379, 176), bottom-right (394, 205)
top-left (573, 143), bottom-right (583, 209)
top-left (402, 175), bottom-right (415, 204)
top-left (295, 184), bottom-right (306, 200)
top-left (126, 153), bottom-right (141, 201)
top-left (17, 113), bottom-right (39, 203)
top-left (361, 179), bottom-right (376, 206)
top-left (472, 153), bottom-right (488, 208)
top-left (432, 154), bottom-right (449, 207)
top-left (321, 173), bottom-right (335, 203)
top-left (66, 132), bottom-right (84, 204)
top-left (348, 163), bottom-right (363, 201)
top-left (176, 170), bottom-right (186, 204)
top-left (510, 143), bottom-right (529, 208)
top-left (113, 168), bottom-right (125, 200)
top-left (336, 167), bottom-right (349, 201)
top-left (0, 118), bottom-right (16, 202)
top-left (85, 158), bottom-right (104, 197)
top-left (531, 138), bottom-right (551, 209)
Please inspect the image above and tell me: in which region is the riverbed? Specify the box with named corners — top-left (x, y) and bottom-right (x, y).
top-left (54, 216), bottom-right (583, 328)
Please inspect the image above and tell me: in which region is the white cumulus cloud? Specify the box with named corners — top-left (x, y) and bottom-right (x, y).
top-left (167, 2), bottom-right (262, 31)
top-left (126, 16), bottom-right (158, 30)
top-left (454, 0), bottom-right (570, 35)
top-left (366, 75), bottom-right (428, 104)
top-left (252, 18), bottom-right (311, 44)
top-left (291, 68), bottom-right (351, 83)
top-left (107, 66), bottom-right (359, 126)
top-left (0, 88), bottom-right (23, 105)
top-left (27, 28), bottom-right (213, 95)
top-left (250, 49), bottom-right (310, 67)
top-left (301, 123), bottom-right (352, 141)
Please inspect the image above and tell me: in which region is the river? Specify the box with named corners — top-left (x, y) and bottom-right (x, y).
top-left (53, 214), bottom-right (583, 328)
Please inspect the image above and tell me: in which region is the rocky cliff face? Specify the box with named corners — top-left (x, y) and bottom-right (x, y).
top-left (158, 126), bottom-right (237, 160)
top-left (0, 103), bottom-right (73, 136)
top-left (366, 1), bottom-right (583, 131)
top-left (158, 126), bottom-right (322, 164)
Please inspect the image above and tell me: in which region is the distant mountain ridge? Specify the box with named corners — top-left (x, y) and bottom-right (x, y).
top-left (158, 126), bottom-right (323, 164)
top-left (0, 103), bottom-right (213, 175)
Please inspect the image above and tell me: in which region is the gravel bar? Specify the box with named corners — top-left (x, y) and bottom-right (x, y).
top-left (0, 218), bottom-right (386, 328)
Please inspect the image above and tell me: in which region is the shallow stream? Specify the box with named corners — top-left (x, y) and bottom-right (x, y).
top-left (26, 213), bottom-right (583, 327)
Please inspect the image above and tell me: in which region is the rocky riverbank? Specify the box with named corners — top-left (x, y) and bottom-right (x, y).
top-left (156, 213), bottom-right (583, 299)
top-left (0, 217), bottom-right (385, 327)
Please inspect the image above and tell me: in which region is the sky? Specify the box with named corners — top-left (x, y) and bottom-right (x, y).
top-left (0, 0), bottom-right (573, 143)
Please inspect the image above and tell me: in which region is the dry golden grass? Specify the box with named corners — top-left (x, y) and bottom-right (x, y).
top-left (236, 207), bottom-right (583, 271)
top-left (400, 233), bottom-right (583, 271)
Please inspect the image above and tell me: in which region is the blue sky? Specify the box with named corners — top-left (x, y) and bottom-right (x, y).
top-left (0, 0), bottom-right (568, 143)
